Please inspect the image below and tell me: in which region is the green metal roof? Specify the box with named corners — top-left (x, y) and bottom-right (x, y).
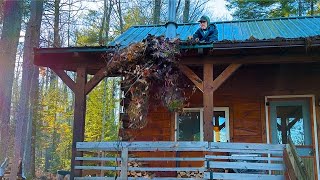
top-left (109, 16), bottom-right (320, 47)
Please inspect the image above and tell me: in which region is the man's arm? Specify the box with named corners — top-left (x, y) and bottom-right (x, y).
top-left (193, 29), bottom-right (201, 39)
top-left (208, 25), bottom-right (218, 42)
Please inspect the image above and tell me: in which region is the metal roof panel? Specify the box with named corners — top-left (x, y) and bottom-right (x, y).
top-left (109, 16), bottom-right (320, 47)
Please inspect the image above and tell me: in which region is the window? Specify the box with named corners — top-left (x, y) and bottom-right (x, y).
top-left (175, 107), bottom-right (229, 142)
top-left (213, 107), bottom-right (230, 142)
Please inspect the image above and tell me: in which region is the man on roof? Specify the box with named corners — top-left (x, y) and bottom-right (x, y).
top-left (193, 15), bottom-right (218, 42)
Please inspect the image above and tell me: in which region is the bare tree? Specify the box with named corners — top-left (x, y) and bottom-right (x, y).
top-left (176, 0), bottom-right (182, 15)
top-left (105, 0), bottom-right (113, 42)
top-left (310, 0), bottom-right (315, 15)
top-left (10, 0), bottom-right (43, 178)
top-left (153, 0), bottom-right (161, 24)
top-left (161, 0), bottom-right (209, 23)
top-left (54, 0), bottom-right (61, 47)
top-left (183, 0), bottom-right (190, 23)
top-left (99, 0), bottom-right (107, 44)
top-left (99, 0), bottom-right (113, 44)
top-left (116, 0), bottom-right (124, 33)
top-left (0, 0), bottom-right (23, 163)
top-left (189, 0), bottom-right (210, 22)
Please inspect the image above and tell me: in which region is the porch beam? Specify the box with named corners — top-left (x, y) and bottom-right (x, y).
top-left (85, 65), bottom-right (108, 95)
top-left (181, 54), bottom-right (320, 65)
top-left (71, 67), bottom-right (87, 179)
top-left (211, 63), bottom-right (242, 92)
top-left (52, 69), bottom-right (76, 92)
top-left (178, 64), bottom-right (203, 92)
top-left (203, 63), bottom-right (214, 141)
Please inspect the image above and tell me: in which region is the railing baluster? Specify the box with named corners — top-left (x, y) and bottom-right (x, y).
top-left (75, 141), bottom-right (286, 179)
top-left (121, 148), bottom-right (128, 179)
top-left (284, 137), bottom-right (310, 180)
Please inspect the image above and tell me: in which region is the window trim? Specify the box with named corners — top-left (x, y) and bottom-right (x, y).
top-left (174, 107), bottom-right (230, 142)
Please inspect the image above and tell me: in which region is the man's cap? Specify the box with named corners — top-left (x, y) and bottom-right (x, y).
top-left (198, 15), bottom-right (210, 24)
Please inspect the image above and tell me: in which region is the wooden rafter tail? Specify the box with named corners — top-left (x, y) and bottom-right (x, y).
top-left (212, 63), bottom-right (242, 92)
top-left (178, 64), bottom-right (203, 92)
top-left (52, 68), bottom-right (76, 92)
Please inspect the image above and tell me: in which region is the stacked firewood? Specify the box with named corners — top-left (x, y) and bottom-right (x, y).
top-left (127, 161), bottom-right (155, 178)
top-left (177, 171), bottom-right (204, 178)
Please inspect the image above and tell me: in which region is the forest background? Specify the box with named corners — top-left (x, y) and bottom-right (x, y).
top-left (0, 0), bottom-right (319, 179)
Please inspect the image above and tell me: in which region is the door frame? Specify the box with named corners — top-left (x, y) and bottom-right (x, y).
top-left (265, 94), bottom-right (319, 178)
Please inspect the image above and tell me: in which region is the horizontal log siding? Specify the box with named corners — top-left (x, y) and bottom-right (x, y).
top-left (120, 63), bottom-right (320, 174)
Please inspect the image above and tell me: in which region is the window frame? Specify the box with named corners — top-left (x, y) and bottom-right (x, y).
top-left (174, 107), bottom-right (230, 142)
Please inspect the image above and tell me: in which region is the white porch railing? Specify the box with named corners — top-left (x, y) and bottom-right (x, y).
top-left (74, 141), bottom-right (286, 180)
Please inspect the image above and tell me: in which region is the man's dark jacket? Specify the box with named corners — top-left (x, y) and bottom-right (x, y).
top-left (193, 24), bottom-right (218, 42)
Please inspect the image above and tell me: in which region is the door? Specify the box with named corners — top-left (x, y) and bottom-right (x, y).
top-left (267, 97), bottom-right (317, 178)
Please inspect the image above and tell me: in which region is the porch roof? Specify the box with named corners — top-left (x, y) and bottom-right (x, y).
top-left (109, 16), bottom-right (320, 47)
top-left (33, 16), bottom-right (320, 74)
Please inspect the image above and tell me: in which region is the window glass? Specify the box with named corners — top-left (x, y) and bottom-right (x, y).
top-left (177, 111), bottom-right (200, 141)
top-left (213, 111), bottom-right (227, 142)
top-left (176, 108), bottom-right (229, 142)
top-left (276, 106), bottom-right (304, 145)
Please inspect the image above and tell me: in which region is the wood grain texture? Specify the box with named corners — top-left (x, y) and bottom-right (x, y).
top-left (72, 67), bottom-right (87, 178)
top-left (52, 69), bottom-right (76, 92)
top-left (211, 63), bottom-right (241, 92)
top-left (178, 64), bottom-right (203, 92)
top-left (203, 64), bottom-right (214, 141)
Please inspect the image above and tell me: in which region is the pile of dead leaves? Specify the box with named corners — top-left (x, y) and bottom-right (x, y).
top-left (102, 35), bottom-right (190, 129)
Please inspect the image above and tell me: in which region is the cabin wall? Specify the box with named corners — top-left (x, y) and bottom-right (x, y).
top-left (120, 63), bottom-right (320, 176)
top-left (216, 63), bottom-right (320, 143)
top-left (122, 63), bottom-right (320, 143)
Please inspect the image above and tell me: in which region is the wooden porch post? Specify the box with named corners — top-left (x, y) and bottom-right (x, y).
top-left (53, 65), bottom-right (110, 178)
top-left (71, 67), bottom-right (87, 178)
top-left (203, 64), bottom-right (214, 141)
top-left (180, 63), bottom-right (241, 141)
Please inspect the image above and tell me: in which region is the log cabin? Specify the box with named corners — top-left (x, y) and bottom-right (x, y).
top-left (34, 15), bottom-right (320, 179)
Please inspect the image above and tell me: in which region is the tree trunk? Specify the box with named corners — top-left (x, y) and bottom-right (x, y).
top-left (183, 0), bottom-right (190, 23)
top-left (0, 0), bottom-right (4, 26)
top-left (153, 0), bottom-right (161, 24)
top-left (29, 73), bottom-right (39, 178)
top-left (10, 0), bottom-right (43, 178)
top-left (117, 0), bottom-right (124, 33)
top-left (176, 0), bottom-right (181, 16)
top-left (53, 0), bottom-right (60, 47)
top-left (49, 0), bottom-right (60, 84)
top-left (105, 0), bottom-right (112, 42)
top-left (99, 0), bottom-right (107, 45)
top-left (298, 0), bottom-right (302, 16)
top-left (310, 0), bottom-right (314, 15)
top-left (0, 0), bottom-right (23, 163)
